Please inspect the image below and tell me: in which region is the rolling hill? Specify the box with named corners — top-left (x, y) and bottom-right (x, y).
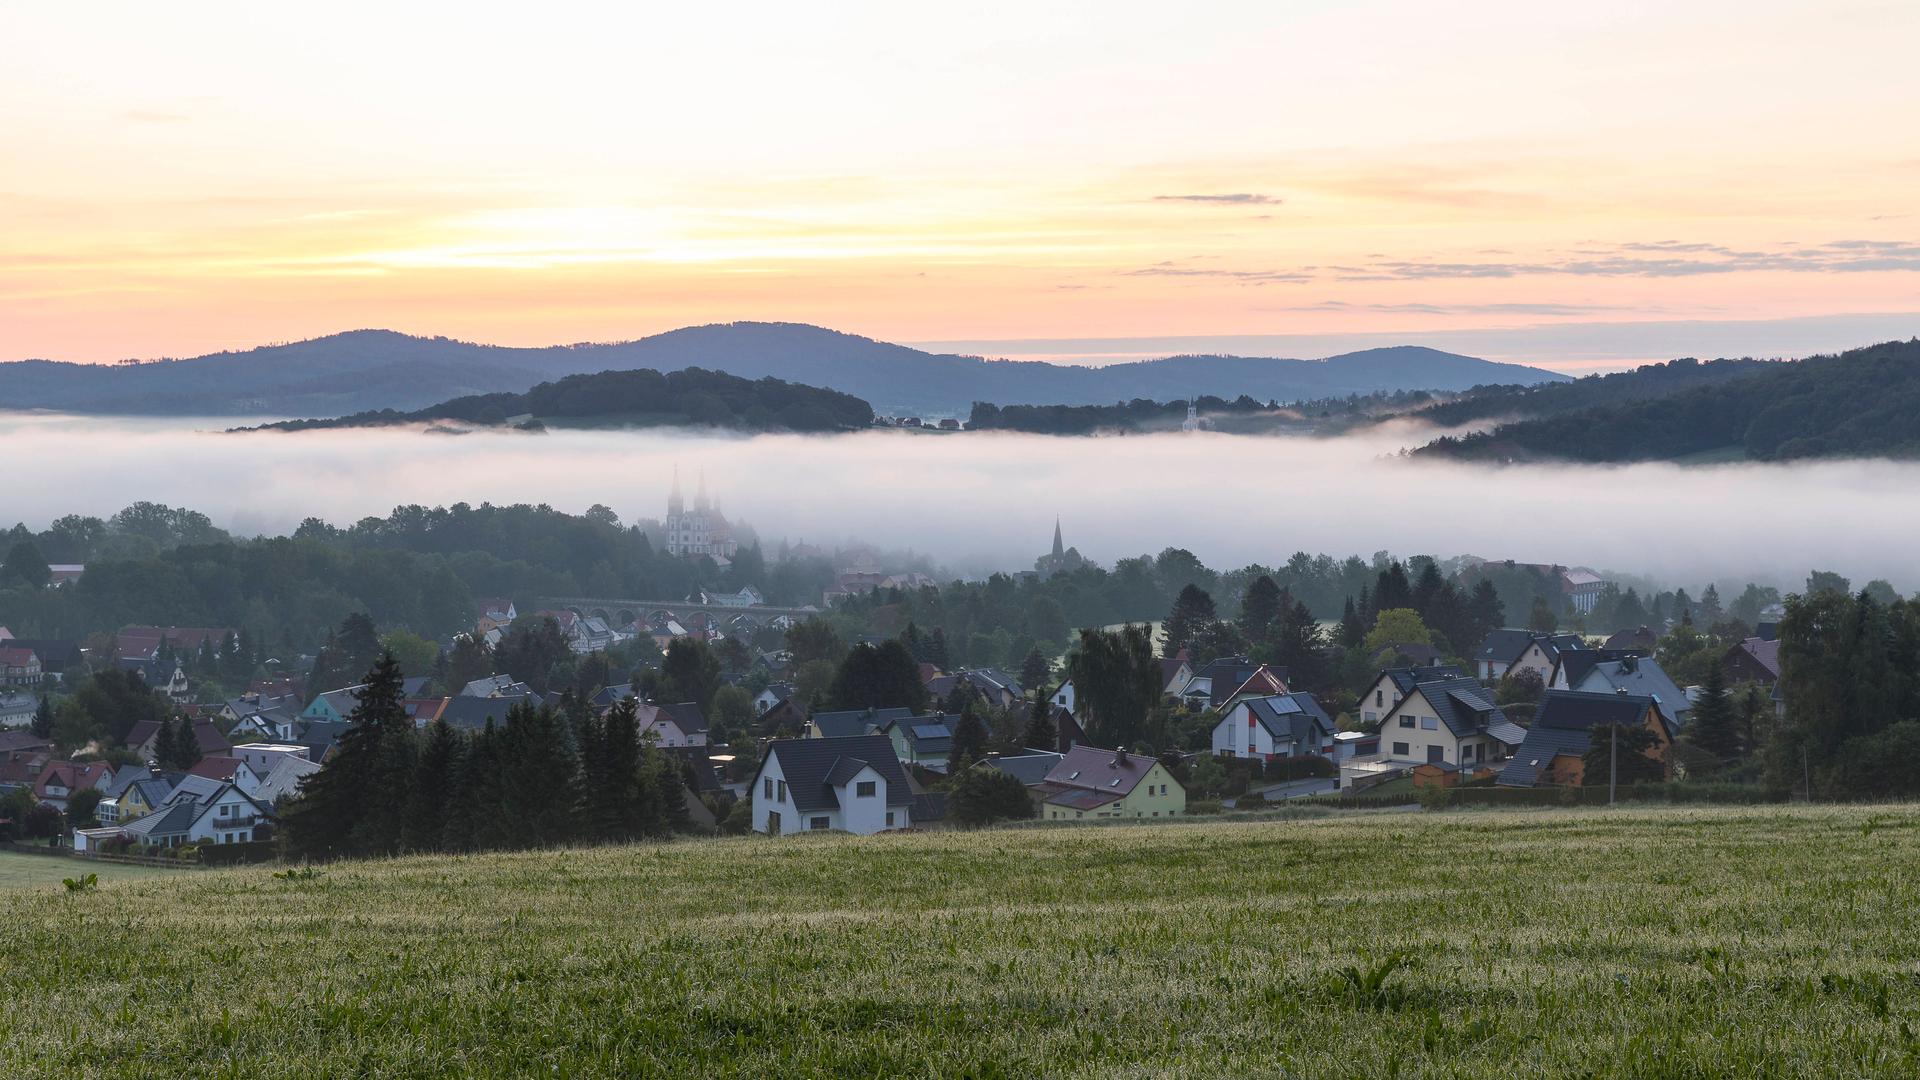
top-left (1414, 338), bottom-right (1920, 463)
top-left (0, 323), bottom-right (1567, 418)
top-left (244, 366), bottom-right (874, 434)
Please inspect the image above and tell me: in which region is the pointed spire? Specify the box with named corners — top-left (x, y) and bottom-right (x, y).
top-left (1052, 517), bottom-right (1064, 558)
top-left (669, 463), bottom-right (684, 516)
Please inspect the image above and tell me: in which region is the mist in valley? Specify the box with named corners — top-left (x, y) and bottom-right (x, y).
top-left (3, 410), bottom-right (1913, 594)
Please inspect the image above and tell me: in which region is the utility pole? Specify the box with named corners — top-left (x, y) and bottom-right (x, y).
top-left (1609, 723), bottom-right (1617, 806)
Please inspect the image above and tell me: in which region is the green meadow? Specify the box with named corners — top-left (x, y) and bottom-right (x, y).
top-left (5, 805), bottom-right (1919, 1078)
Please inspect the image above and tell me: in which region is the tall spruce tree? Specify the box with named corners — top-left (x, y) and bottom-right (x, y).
top-left (1022, 696), bottom-right (1057, 751)
top-left (949, 704), bottom-right (989, 768)
top-left (30, 695), bottom-right (54, 740)
top-left (444, 719), bottom-right (503, 851)
top-left (282, 651), bottom-right (414, 861)
top-left (401, 718), bottom-right (464, 853)
top-left (1238, 575), bottom-right (1283, 646)
top-left (497, 702), bottom-right (580, 849)
top-left (1162, 585), bottom-right (1217, 659)
top-left (1686, 663), bottom-right (1743, 760)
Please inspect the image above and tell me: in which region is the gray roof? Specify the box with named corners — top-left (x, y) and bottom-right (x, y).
top-left (1572, 657), bottom-right (1690, 727)
top-left (809, 707), bottom-right (914, 740)
top-left (122, 801), bottom-right (197, 838)
top-left (1408, 676), bottom-right (1509, 740)
top-left (761, 734), bottom-right (913, 812)
top-left (658, 701), bottom-right (708, 735)
top-left (1486, 720), bottom-right (1531, 747)
top-left (1496, 689), bottom-right (1662, 787)
top-left (985, 752), bottom-right (1064, 786)
top-left (880, 713), bottom-right (955, 754)
top-left (440, 693), bottom-right (539, 731)
top-left (1242, 693), bottom-right (1334, 748)
top-left (1379, 666), bottom-right (1464, 697)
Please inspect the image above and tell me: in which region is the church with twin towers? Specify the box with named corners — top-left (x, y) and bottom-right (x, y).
top-left (663, 466), bottom-right (739, 561)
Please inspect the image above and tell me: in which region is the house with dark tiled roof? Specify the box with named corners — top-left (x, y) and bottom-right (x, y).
top-left (90, 780), bottom-right (273, 851)
top-left (806, 706), bottom-right (915, 740)
top-left (1175, 657), bottom-right (1289, 711)
top-left (1211, 692), bottom-right (1335, 760)
top-left (1036, 745), bottom-right (1185, 822)
top-left (637, 702), bottom-right (708, 747)
top-left (1552, 654), bottom-right (1690, 730)
top-left (439, 694), bottom-right (537, 732)
top-left (1473, 630), bottom-right (1589, 683)
top-left (925, 669), bottom-right (1024, 711)
top-left (1602, 626), bottom-right (1659, 652)
top-left (1722, 637), bottom-right (1782, 687)
top-left (1355, 665), bottom-right (1465, 726)
top-left (980, 750), bottom-right (1065, 793)
top-left (875, 712), bottom-right (956, 768)
top-left (1375, 675), bottom-right (1524, 768)
top-left (1497, 690), bottom-right (1672, 788)
top-left (751, 734), bottom-right (915, 835)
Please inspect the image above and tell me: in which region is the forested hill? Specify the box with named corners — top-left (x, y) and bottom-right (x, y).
top-left (1401, 355), bottom-right (1778, 429)
top-left (1414, 339), bottom-right (1920, 463)
top-left (246, 367), bottom-right (875, 434)
top-left (1, 322), bottom-right (1566, 417)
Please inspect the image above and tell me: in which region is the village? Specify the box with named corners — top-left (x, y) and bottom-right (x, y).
top-left (0, 487), bottom-right (1806, 863)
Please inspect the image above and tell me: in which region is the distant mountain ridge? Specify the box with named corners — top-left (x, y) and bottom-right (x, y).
top-left (0, 322), bottom-right (1569, 417)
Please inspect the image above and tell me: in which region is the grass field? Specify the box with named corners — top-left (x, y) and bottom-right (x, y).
top-left (0, 850), bottom-right (173, 889)
top-left (5, 805), bottom-right (1920, 1077)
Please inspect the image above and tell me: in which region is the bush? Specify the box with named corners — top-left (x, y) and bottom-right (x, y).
top-left (1186, 799), bottom-right (1223, 816)
top-left (949, 768), bottom-right (1037, 828)
top-left (1416, 784), bottom-right (1453, 811)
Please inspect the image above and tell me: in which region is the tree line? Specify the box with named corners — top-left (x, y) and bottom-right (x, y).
top-left (280, 654), bottom-right (692, 861)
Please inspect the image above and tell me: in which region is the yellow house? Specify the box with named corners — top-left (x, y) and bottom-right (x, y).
top-left (1039, 746), bottom-right (1186, 822)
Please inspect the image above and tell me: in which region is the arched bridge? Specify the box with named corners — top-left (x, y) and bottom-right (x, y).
top-left (536, 596), bottom-right (823, 629)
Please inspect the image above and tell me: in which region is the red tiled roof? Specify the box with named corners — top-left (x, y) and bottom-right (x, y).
top-left (0, 646), bottom-right (38, 667)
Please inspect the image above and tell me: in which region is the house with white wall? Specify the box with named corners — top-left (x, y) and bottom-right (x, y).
top-left (1211, 693), bottom-right (1335, 760)
top-left (751, 734), bottom-right (915, 835)
top-left (1375, 675), bottom-right (1528, 768)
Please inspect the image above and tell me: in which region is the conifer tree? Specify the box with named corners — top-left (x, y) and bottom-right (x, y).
top-left (1021, 696), bottom-right (1057, 751)
top-left (1686, 663), bottom-right (1743, 760)
top-left (282, 651), bottom-right (414, 861)
top-left (444, 719), bottom-right (503, 851)
top-left (1238, 575), bottom-right (1282, 645)
top-left (1338, 597), bottom-right (1366, 649)
top-left (1163, 584), bottom-right (1217, 659)
top-left (950, 704), bottom-right (989, 768)
top-left (401, 717), bottom-right (464, 853)
top-left (497, 702), bottom-right (579, 848)
top-left (1018, 647), bottom-right (1052, 693)
top-left (30, 694), bottom-right (54, 740)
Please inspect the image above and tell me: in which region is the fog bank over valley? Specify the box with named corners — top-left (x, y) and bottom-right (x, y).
top-left (3, 411), bottom-right (1913, 591)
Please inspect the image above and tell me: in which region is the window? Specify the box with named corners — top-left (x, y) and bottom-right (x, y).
top-left (1399, 715), bottom-right (1414, 728)
top-left (810, 816), bottom-right (829, 830)
top-left (1428, 745), bottom-right (1445, 764)
top-left (763, 777), bottom-right (772, 800)
top-left (777, 780), bottom-right (787, 803)
top-left (885, 812), bottom-right (895, 827)
top-left (218, 805), bottom-right (230, 817)
top-left (1420, 717), bottom-right (1437, 731)
top-left (1374, 690), bottom-right (1383, 707)
top-left (1392, 741), bottom-right (1410, 757)
top-left (856, 780), bottom-right (876, 797)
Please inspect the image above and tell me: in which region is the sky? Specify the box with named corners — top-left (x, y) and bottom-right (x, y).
top-left (4, 1), bottom-right (1919, 370)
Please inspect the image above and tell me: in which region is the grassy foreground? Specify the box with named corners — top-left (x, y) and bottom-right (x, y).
top-left (5, 805), bottom-right (1920, 1078)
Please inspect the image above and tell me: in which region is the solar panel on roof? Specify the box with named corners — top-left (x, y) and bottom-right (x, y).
top-left (910, 724), bottom-right (950, 739)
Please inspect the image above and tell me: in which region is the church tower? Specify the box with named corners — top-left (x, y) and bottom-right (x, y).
top-left (1052, 518), bottom-right (1064, 559)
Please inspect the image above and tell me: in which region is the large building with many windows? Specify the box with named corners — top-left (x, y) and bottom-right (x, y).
top-left (663, 468), bottom-right (739, 561)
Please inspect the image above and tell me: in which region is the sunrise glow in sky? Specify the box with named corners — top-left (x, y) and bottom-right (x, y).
top-left (4, 1), bottom-right (1918, 368)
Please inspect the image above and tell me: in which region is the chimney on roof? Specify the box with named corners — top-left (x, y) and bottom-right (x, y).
top-left (1616, 686), bottom-right (1629, 694)
top-left (146, 760), bottom-right (163, 777)
top-left (1111, 748), bottom-right (1126, 769)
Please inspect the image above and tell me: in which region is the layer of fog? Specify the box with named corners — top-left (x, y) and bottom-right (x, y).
top-left (3, 410), bottom-right (1916, 594)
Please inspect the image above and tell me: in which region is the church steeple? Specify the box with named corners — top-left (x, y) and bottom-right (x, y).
top-left (1052, 517), bottom-right (1064, 558)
